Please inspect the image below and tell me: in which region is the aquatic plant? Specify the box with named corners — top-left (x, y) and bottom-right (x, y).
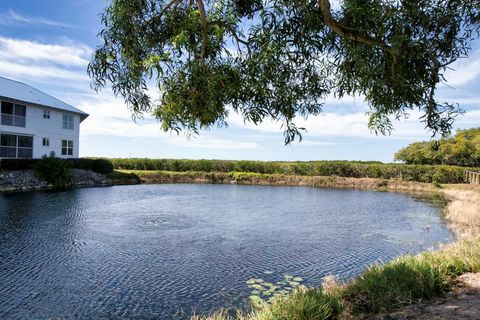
top-left (245, 273), bottom-right (305, 307)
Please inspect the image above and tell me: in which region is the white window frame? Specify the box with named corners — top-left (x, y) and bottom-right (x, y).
top-left (62, 114), bottom-right (74, 130)
top-left (61, 140), bottom-right (73, 156)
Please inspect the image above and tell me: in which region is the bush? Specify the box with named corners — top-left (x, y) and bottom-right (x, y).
top-left (1, 157), bottom-right (114, 175)
top-left (0, 159), bottom-right (39, 170)
top-left (34, 156), bottom-right (73, 189)
top-left (108, 158), bottom-right (478, 184)
top-left (92, 158), bottom-right (114, 174)
top-left (67, 158), bottom-right (95, 171)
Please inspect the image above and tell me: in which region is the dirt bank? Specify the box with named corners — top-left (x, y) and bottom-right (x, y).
top-left (371, 273), bottom-right (480, 320)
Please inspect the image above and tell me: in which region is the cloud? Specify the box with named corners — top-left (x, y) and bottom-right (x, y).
top-left (0, 60), bottom-right (88, 81)
top-left (298, 140), bottom-right (343, 146)
top-left (443, 50), bottom-right (480, 86)
top-left (0, 36), bottom-right (91, 82)
top-left (228, 108), bottom-right (480, 141)
top-left (73, 93), bottom-right (259, 150)
top-left (0, 10), bottom-right (77, 28)
top-left (0, 36), bottom-right (90, 67)
top-left (168, 136), bottom-right (259, 149)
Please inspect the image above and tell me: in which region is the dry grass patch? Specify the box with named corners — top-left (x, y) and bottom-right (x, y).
top-left (442, 186), bottom-right (480, 239)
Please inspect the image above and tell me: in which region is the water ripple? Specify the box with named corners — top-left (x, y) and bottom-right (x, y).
top-left (0, 184), bottom-right (453, 319)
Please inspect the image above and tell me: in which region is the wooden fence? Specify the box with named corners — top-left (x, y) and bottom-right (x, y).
top-left (465, 171), bottom-right (480, 184)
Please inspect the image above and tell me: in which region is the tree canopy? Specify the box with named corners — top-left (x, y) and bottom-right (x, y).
top-left (394, 127), bottom-right (480, 167)
top-left (88, 0), bottom-right (480, 143)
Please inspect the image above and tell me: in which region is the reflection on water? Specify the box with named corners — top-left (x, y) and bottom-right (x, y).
top-left (0, 184), bottom-right (453, 319)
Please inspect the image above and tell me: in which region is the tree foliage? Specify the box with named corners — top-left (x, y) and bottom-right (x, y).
top-left (88, 0), bottom-right (480, 143)
top-left (34, 155), bottom-right (73, 189)
top-left (394, 127), bottom-right (480, 167)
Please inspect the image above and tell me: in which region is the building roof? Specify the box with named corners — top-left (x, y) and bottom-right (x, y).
top-left (0, 76), bottom-right (89, 121)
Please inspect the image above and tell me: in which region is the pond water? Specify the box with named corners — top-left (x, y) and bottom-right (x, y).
top-left (0, 184), bottom-right (453, 319)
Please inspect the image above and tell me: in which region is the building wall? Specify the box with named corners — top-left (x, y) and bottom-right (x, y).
top-left (0, 101), bottom-right (82, 159)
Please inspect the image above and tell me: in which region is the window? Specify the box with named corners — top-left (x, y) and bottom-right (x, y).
top-left (1, 101), bottom-right (26, 127)
top-left (0, 134), bottom-right (33, 158)
top-left (63, 114), bottom-right (74, 130)
top-left (61, 140), bottom-right (73, 156)
top-left (42, 138), bottom-right (50, 147)
top-left (43, 109), bottom-right (50, 119)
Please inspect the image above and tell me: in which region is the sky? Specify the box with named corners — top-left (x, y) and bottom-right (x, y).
top-left (0, 1), bottom-right (479, 162)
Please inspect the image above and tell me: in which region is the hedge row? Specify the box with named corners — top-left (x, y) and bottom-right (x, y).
top-left (0, 158), bottom-right (113, 174)
top-left (109, 158), bottom-right (477, 184)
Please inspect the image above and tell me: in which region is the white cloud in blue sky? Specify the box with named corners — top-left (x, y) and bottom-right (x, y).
top-left (0, 9), bottom-right (78, 28)
top-left (0, 1), bottom-right (479, 162)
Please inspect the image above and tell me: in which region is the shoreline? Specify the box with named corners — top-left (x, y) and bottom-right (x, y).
top-left (0, 169), bottom-right (111, 193)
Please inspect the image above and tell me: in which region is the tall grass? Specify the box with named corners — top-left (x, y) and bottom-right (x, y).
top-left (192, 286), bottom-right (343, 320)
top-left (344, 239), bottom-right (480, 314)
top-left (443, 187), bottom-right (480, 239)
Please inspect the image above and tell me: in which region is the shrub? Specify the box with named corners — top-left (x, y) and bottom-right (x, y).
top-left (108, 159), bottom-right (479, 184)
top-left (92, 158), bottom-right (114, 174)
top-left (34, 156), bottom-right (73, 189)
top-left (67, 158), bottom-right (95, 171)
top-left (432, 166), bottom-right (465, 184)
top-left (0, 159), bottom-right (39, 170)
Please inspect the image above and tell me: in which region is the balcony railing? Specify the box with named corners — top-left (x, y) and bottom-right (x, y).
top-left (1, 113), bottom-right (26, 127)
top-left (0, 146), bottom-right (33, 158)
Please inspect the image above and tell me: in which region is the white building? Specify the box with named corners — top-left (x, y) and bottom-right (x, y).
top-left (0, 76), bottom-right (88, 159)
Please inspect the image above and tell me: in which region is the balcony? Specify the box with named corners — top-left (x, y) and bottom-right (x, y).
top-left (1, 113), bottom-right (26, 127)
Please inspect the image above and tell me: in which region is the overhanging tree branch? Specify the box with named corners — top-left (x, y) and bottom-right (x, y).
top-left (197, 0), bottom-right (208, 61)
top-left (318, 0), bottom-right (399, 58)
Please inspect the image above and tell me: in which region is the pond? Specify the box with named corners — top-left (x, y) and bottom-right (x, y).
top-left (0, 184), bottom-right (453, 319)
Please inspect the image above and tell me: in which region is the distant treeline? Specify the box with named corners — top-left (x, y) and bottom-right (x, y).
top-left (395, 128), bottom-right (480, 167)
top-left (109, 158), bottom-right (478, 184)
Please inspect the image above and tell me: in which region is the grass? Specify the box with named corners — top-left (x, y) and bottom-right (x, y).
top-left (442, 186), bottom-right (480, 239)
top-left (106, 170), bottom-right (141, 184)
top-left (342, 239), bottom-right (480, 314)
top-left (192, 286), bottom-right (343, 320)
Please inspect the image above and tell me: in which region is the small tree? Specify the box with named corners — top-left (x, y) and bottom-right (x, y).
top-left (34, 155), bottom-right (73, 189)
